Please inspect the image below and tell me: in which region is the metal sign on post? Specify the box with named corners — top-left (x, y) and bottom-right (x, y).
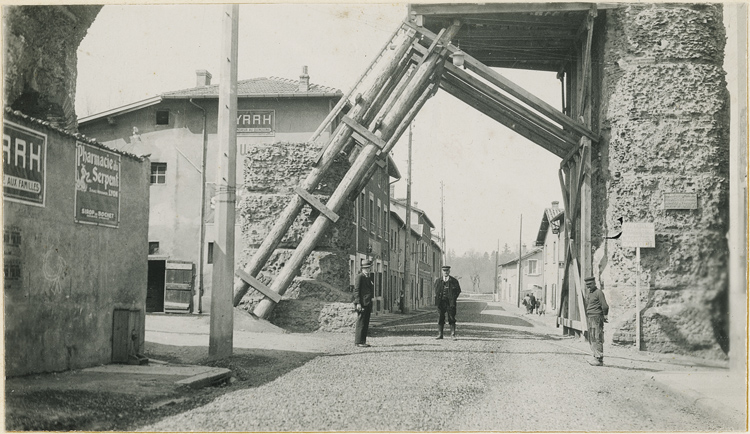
top-left (621, 222), bottom-right (656, 350)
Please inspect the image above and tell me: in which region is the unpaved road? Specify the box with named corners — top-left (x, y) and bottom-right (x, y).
top-left (140, 300), bottom-right (738, 432)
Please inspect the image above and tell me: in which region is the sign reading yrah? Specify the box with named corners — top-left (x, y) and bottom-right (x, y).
top-left (3, 121), bottom-right (47, 206)
top-left (237, 110), bottom-right (275, 136)
top-left (75, 142), bottom-right (120, 227)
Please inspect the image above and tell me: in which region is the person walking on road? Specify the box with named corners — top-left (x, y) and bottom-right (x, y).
top-left (528, 293), bottom-right (537, 315)
top-left (585, 276), bottom-right (609, 366)
top-left (354, 260), bottom-right (374, 348)
top-left (434, 265), bottom-right (461, 340)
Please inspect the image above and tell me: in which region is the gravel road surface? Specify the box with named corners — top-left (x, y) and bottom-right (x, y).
top-left (142, 300), bottom-right (736, 432)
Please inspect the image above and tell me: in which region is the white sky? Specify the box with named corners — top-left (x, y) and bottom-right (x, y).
top-left (76, 3), bottom-right (564, 256)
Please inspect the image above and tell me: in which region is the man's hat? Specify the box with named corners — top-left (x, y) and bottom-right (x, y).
top-left (441, 265), bottom-right (451, 270)
top-left (361, 260), bottom-right (372, 268)
top-left (584, 276), bottom-right (596, 283)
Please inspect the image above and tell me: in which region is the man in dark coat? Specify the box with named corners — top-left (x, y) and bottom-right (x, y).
top-left (433, 265), bottom-right (462, 340)
top-left (585, 276), bottom-right (609, 366)
top-left (353, 260), bottom-right (374, 348)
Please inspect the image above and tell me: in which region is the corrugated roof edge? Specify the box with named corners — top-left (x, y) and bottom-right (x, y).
top-left (4, 107), bottom-right (146, 162)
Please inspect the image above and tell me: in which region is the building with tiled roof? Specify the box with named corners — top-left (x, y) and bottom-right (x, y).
top-left (77, 67), bottom-right (353, 314)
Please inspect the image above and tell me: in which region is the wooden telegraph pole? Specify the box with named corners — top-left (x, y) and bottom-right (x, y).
top-left (403, 122), bottom-right (413, 313)
top-left (516, 214), bottom-right (522, 308)
top-left (494, 239), bottom-right (499, 301)
top-left (209, 4), bottom-right (239, 358)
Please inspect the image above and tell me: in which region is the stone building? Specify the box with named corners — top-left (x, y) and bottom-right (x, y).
top-left (348, 151), bottom-right (401, 316)
top-left (78, 68), bottom-right (344, 314)
top-left (4, 109), bottom-right (150, 376)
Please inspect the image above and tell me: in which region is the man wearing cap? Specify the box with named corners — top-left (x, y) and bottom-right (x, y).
top-left (585, 276), bottom-right (609, 366)
top-left (353, 260), bottom-right (374, 348)
top-left (433, 265), bottom-right (462, 340)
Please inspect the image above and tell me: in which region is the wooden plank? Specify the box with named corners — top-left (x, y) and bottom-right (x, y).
top-left (444, 63), bottom-right (580, 147)
top-left (410, 3), bottom-right (620, 15)
top-left (406, 22), bottom-right (597, 141)
top-left (237, 269), bottom-right (281, 303)
top-left (294, 187), bottom-right (340, 223)
top-left (572, 256), bottom-right (589, 333)
top-left (440, 77), bottom-right (569, 157)
top-left (342, 115), bottom-right (386, 150)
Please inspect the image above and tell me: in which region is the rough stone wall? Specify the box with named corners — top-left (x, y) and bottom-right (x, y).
top-left (3, 5), bottom-right (101, 132)
top-left (594, 4), bottom-right (729, 359)
top-left (237, 142), bottom-right (357, 332)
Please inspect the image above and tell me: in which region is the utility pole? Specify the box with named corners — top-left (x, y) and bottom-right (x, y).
top-left (516, 214), bottom-right (522, 308)
top-left (440, 181), bottom-right (445, 262)
top-left (494, 238), bottom-right (499, 301)
top-left (209, 4), bottom-right (239, 358)
top-left (403, 122), bottom-right (413, 313)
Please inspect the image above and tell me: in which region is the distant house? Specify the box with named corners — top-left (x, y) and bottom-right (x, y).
top-left (535, 201), bottom-right (565, 314)
top-left (390, 198), bottom-right (442, 312)
top-left (498, 246), bottom-right (544, 306)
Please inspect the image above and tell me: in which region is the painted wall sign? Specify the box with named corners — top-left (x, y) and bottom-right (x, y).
top-left (3, 121), bottom-right (47, 206)
top-left (663, 192), bottom-right (698, 210)
top-left (236, 110), bottom-right (275, 136)
top-left (621, 222), bottom-right (656, 248)
top-left (75, 142), bottom-right (121, 227)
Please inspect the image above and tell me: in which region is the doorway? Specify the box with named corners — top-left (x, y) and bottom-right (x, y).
top-left (147, 260), bottom-right (166, 313)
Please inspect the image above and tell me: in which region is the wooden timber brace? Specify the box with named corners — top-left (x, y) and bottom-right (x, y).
top-left (233, 14), bottom-right (599, 322)
top-left (556, 5), bottom-right (597, 334)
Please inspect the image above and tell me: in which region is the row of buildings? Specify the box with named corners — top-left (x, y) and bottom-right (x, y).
top-left (497, 201), bottom-right (564, 315)
top-left (78, 67), bottom-right (444, 318)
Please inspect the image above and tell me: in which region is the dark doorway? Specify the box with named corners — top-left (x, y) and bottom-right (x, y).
top-left (147, 260), bottom-right (166, 312)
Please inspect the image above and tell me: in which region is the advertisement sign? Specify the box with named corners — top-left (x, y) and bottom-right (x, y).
top-left (3, 121), bottom-right (47, 206)
top-left (75, 142), bottom-right (120, 227)
top-left (236, 110), bottom-right (275, 136)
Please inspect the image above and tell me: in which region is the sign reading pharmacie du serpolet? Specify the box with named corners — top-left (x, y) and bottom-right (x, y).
top-left (74, 141), bottom-right (121, 228)
top-left (3, 121), bottom-right (47, 206)
top-left (236, 109), bottom-right (275, 136)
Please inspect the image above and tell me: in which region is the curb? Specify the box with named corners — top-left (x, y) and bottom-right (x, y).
top-left (649, 371), bottom-right (747, 427)
top-left (176, 367), bottom-right (232, 388)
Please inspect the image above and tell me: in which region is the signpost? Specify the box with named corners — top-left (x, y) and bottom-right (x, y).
top-left (621, 222), bottom-right (656, 350)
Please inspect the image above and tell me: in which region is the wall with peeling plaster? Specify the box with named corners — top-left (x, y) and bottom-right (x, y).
top-left (4, 113), bottom-right (150, 377)
top-left (593, 4), bottom-right (729, 359)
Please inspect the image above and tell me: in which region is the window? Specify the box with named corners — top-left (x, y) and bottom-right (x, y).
top-left (377, 202), bottom-right (382, 237)
top-left (150, 163), bottom-right (167, 184)
top-left (156, 110), bottom-right (170, 125)
top-left (526, 259), bottom-right (539, 275)
top-left (207, 242), bottom-right (214, 264)
top-left (148, 242), bottom-right (159, 255)
top-left (369, 198), bottom-right (375, 233)
top-left (359, 193), bottom-right (365, 218)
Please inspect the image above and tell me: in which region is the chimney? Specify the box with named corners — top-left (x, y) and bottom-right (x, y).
top-left (196, 70), bottom-right (212, 87)
top-left (552, 201), bottom-right (559, 209)
top-left (298, 66), bottom-right (310, 92)
top-left (522, 244), bottom-right (527, 255)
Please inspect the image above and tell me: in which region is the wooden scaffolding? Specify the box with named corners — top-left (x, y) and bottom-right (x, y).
top-left (232, 4), bottom-right (601, 336)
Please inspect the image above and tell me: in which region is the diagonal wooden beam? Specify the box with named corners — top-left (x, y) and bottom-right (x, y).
top-left (441, 76), bottom-right (569, 158)
top-left (406, 21), bottom-right (598, 142)
top-left (294, 186), bottom-right (339, 223)
top-left (444, 63), bottom-right (580, 147)
top-left (237, 269), bottom-right (281, 303)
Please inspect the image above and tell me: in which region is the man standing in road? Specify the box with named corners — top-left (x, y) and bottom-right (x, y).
top-left (434, 265), bottom-right (461, 340)
top-left (354, 260), bottom-right (374, 348)
top-left (585, 276), bottom-right (609, 366)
